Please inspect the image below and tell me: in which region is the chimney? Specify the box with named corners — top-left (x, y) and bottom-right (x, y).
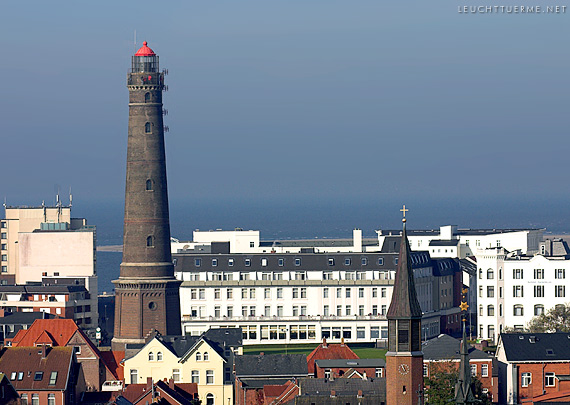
top-left (260, 352), bottom-right (264, 356)
top-left (322, 337), bottom-right (327, 348)
top-left (362, 371), bottom-right (367, 380)
top-left (353, 229), bottom-right (363, 252)
top-left (146, 377), bottom-right (153, 391)
top-left (169, 378), bottom-right (174, 390)
top-left (41, 344), bottom-right (49, 359)
top-left (357, 390), bottom-right (363, 398)
top-left (341, 337), bottom-right (345, 346)
top-left (330, 390), bottom-right (336, 398)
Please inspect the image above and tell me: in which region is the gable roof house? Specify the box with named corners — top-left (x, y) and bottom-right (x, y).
top-left (9, 318), bottom-right (122, 391)
top-left (296, 377), bottom-right (386, 405)
top-left (422, 333), bottom-right (497, 401)
top-left (0, 346), bottom-right (76, 405)
top-left (497, 332), bottom-right (570, 404)
top-left (124, 328), bottom-right (241, 405)
top-left (306, 338), bottom-right (359, 375)
top-left (234, 353), bottom-right (308, 405)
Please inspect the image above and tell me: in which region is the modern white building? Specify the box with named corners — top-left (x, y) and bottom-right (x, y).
top-left (172, 229), bottom-right (464, 345)
top-left (0, 203), bottom-right (98, 332)
top-left (477, 239), bottom-right (570, 343)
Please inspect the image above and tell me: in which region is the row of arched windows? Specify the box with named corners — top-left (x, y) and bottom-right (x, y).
top-left (196, 351), bottom-right (209, 361)
top-left (148, 351), bottom-right (163, 361)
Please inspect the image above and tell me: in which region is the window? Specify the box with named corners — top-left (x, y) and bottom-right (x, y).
top-left (241, 288), bottom-right (247, 299)
top-left (346, 288), bottom-right (351, 298)
top-left (378, 257), bottom-right (384, 265)
top-left (48, 394), bottom-right (55, 405)
top-left (17, 372), bottom-right (23, 380)
top-left (323, 288), bottom-right (329, 298)
top-left (513, 285), bottom-right (523, 298)
top-left (172, 369), bottom-right (181, 382)
top-left (228, 258), bottom-right (234, 266)
top-left (328, 258), bottom-right (335, 266)
top-left (556, 269), bottom-right (566, 279)
top-left (264, 288), bottom-right (270, 299)
top-left (277, 306), bottom-right (283, 316)
top-left (149, 351), bottom-right (154, 361)
top-left (10, 372), bottom-right (15, 381)
top-left (535, 304), bottom-right (545, 316)
top-left (245, 258), bottom-right (251, 266)
top-left (192, 370), bottom-right (199, 384)
top-left (479, 286), bottom-right (483, 298)
top-left (34, 371), bottom-right (44, 381)
top-left (357, 327), bottom-right (365, 339)
top-left (295, 271), bottom-right (306, 280)
top-left (227, 306), bottom-right (233, 317)
top-left (346, 305), bottom-right (351, 316)
top-left (521, 372), bottom-right (532, 387)
top-left (481, 364), bottom-right (488, 377)
top-left (249, 288), bottom-right (255, 299)
top-left (513, 269), bottom-right (524, 279)
top-left (337, 288), bottom-right (342, 298)
top-left (32, 395), bottom-right (39, 405)
top-left (324, 369), bottom-right (331, 379)
top-left (264, 305), bottom-right (270, 317)
top-left (514, 305), bottom-right (524, 316)
top-left (227, 288), bottom-right (233, 299)
top-left (214, 288), bottom-right (221, 299)
top-left (278, 258), bottom-right (284, 266)
top-left (204, 352), bottom-right (209, 361)
top-left (301, 288), bottom-right (307, 298)
top-left (146, 235), bottom-right (154, 247)
top-left (0, 233), bottom-right (6, 239)
top-left (556, 285), bottom-right (566, 298)
top-left (534, 285), bottom-right (544, 298)
top-left (470, 364), bottom-right (477, 376)
top-left (487, 269), bottom-right (494, 279)
top-left (21, 394), bottom-right (28, 405)
top-left (359, 305), bottom-right (364, 316)
top-left (292, 288), bottom-right (299, 299)
top-left (324, 305), bottom-right (329, 316)
top-left (372, 305), bottom-right (378, 315)
top-left (345, 258), bottom-right (351, 266)
top-left (359, 288), bottom-right (364, 298)
top-left (362, 257), bottom-right (368, 265)
top-left (478, 269), bottom-right (483, 279)
top-left (381, 287), bottom-right (387, 298)
top-left (195, 258), bottom-right (201, 267)
top-left (146, 179), bottom-right (153, 191)
top-left (293, 306), bottom-right (299, 316)
top-left (323, 271), bottom-right (332, 280)
top-left (487, 286), bottom-right (494, 298)
top-left (479, 305), bottom-right (483, 317)
top-left (301, 305), bottom-right (307, 315)
top-left (145, 122), bottom-right (151, 133)
top-left (423, 364), bottom-right (428, 377)
top-left (206, 370), bottom-right (214, 384)
top-left (130, 369), bottom-right (138, 384)
top-left (277, 288), bottom-right (283, 299)
top-left (295, 258), bottom-right (301, 266)
top-left (376, 368), bottom-right (383, 378)
top-left (196, 352), bottom-right (202, 361)
top-left (534, 268), bottom-right (544, 279)
top-left (381, 305), bottom-right (387, 315)
top-left (545, 372), bottom-right (556, 387)
top-left (212, 258), bottom-right (218, 266)
top-left (487, 305), bottom-right (494, 316)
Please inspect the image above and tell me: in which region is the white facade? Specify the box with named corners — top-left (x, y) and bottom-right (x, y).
top-left (477, 245), bottom-right (570, 343)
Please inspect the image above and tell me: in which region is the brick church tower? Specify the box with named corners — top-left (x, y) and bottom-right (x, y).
top-left (112, 42), bottom-right (182, 350)
top-left (385, 209), bottom-right (424, 404)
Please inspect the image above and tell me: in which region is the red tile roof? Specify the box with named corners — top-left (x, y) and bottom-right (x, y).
top-left (101, 351), bottom-right (125, 381)
top-left (13, 319), bottom-right (79, 347)
top-left (0, 346), bottom-right (73, 391)
top-left (306, 342), bottom-right (359, 374)
top-left (12, 319), bottom-right (121, 380)
top-left (34, 330), bottom-right (56, 346)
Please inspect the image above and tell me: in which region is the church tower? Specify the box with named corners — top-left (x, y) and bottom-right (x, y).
top-left (386, 207), bottom-right (424, 404)
top-left (112, 42), bottom-right (181, 350)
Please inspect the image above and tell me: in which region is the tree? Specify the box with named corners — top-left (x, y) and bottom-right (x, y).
top-left (526, 303), bottom-right (570, 333)
top-left (423, 361), bottom-right (491, 404)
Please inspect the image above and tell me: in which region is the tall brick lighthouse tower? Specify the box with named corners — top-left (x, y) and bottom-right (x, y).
top-left (112, 42), bottom-right (181, 350)
top-left (385, 206), bottom-right (424, 404)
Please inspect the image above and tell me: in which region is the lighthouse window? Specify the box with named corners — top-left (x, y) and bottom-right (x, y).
top-left (146, 179), bottom-right (153, 191)
top-left (145, 122), bottom-right (152, 133)
top-left (147, 236), bottom-right (154, 247)
top-left (145, 92), bottom-right (151, 103)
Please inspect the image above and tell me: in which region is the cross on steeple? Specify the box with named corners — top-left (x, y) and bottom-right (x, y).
top-left (400, 204), bottom-right (409, 222)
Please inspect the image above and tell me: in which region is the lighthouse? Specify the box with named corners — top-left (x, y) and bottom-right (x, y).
top-left (112, 41), bottom-right (181, 349)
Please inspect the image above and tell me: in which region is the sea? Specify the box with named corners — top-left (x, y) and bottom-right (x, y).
top-left (88, 198), bottom-right (570, 294)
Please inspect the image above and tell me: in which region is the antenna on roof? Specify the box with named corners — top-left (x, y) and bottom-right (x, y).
top-left (69, 187), bottom-right (73, 207)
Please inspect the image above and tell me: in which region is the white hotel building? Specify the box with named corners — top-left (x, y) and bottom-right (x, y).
top-left (172, 228), bottom-right (466, 345)
top-left (477, 238), bottom-right (570, 343)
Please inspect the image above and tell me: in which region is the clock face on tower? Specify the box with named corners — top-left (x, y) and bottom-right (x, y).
top-left (399, 364), bottom-right (410, 375)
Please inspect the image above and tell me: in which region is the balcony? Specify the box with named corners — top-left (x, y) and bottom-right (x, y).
top-left (181, 314), bottom-right (386, 322)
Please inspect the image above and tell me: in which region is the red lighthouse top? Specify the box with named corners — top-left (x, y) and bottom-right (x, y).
top-left (135, 41), bottom-right (156, 56)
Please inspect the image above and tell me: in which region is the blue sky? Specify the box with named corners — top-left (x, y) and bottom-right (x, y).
top-left (2, 0), bottom-right (569, 212)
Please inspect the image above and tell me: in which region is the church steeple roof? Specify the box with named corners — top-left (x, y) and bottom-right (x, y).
top-left (386, 216), bottom-right (423, 319)
top-left (455, 320), bottom-right (477, 404)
